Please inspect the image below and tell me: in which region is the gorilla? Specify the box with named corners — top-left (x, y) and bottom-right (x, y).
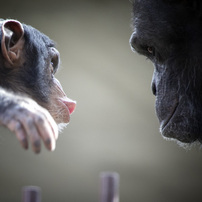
top-left (130, 0), bottom-right (202, 147)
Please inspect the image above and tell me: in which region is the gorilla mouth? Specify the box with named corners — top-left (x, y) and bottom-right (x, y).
top-left (161, 102), bottom-right (179, 131)
top-left (160, 100), bottom-right (201, 144)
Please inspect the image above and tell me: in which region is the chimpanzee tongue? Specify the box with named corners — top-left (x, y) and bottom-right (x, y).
top-left (61, 98), bottom-right (76, 114)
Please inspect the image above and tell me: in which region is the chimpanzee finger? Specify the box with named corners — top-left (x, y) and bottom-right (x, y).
top-left (7, 120), bottom-right (28, 150)
top-left (39, 108), bottom-right (58, 140)
top-left (49, 117), bottom-right (58, 140)
top-left (34, 112), bottom-right (56, 151)
top-left (21, 117), bottom-right (42, 154)
top-left (46, 113), bottom-right (58, 141)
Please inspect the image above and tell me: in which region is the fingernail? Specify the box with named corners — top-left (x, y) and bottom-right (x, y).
top-left (34, 140), bottom-right (41, 154)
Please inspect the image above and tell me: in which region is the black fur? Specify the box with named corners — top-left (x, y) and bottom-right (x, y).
top-left (0, 22), bottom-right (55, 104)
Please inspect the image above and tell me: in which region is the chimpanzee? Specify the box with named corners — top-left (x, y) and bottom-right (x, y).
top-left (130, 0), bottom-right (202, 147)
top-left (0, 19), bottom-right (76, 153)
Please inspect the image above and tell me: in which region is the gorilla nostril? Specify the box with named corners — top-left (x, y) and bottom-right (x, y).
top-left (151, 82), bottom-right (157, 96)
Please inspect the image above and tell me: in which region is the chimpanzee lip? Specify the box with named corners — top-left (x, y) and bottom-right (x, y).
top-left (58, 99), bottom-right (71, 123)
top-left (161, 102), bottom-right (179, 131)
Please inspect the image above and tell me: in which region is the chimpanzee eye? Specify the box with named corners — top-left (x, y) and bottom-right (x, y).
top-left (52, 56), bottom-right (58, 68)
top-left (50, 62), bottom-right (54, 74)
top-left (49, 47), bottom-right (59, 75)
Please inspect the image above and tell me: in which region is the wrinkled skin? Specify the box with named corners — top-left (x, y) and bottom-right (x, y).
top-left (130, 0), bottom-right (202, 146)
top-left (0, 19), bottom-right (76, 153)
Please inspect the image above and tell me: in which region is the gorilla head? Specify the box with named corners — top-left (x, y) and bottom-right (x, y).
top-left (130, 0), bottom-right (202, 146)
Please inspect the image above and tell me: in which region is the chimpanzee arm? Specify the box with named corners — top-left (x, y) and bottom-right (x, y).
top-left (0, 88), bottom-right (58, 153)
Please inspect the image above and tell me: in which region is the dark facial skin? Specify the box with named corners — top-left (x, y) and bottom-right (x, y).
top-left (130, 0), bottom-right (202, 146)
top-left (0, 20), bottom-right (76, 153)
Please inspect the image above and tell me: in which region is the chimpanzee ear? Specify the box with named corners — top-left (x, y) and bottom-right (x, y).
top-left (1, 20), bottom-right (25, 67)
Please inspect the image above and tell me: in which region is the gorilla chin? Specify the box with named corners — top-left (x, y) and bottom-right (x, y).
top-left (156, 97), bottom-right (202, 148)
top-left (159, 113), bottom-right (202, 149)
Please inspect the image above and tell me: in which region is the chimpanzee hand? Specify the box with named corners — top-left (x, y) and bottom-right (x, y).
top-left (0, 92), bottom-right (58, 153)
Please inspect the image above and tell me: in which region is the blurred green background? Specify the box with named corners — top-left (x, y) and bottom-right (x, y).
top-left (0, 0), bottom-right (202, 201)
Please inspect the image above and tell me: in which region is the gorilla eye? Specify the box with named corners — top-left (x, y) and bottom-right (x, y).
top-left (147, 46), bottom-right (154, 54)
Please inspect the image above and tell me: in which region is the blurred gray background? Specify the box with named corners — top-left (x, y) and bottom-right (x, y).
top-left (0, 0), bottom-right (202, 201)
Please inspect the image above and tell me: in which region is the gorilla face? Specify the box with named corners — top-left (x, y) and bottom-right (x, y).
top-left (130, 0), bottom-right (202, 145)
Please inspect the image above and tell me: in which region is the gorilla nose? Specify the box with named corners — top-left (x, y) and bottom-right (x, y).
top-left (151, 82), bottom-right (157, 96)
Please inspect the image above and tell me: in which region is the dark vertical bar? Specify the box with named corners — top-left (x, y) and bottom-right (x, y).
top-left (100, 172), bottom-right (120, 202)
top-left (22, 186), bottom-right (41, 202)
